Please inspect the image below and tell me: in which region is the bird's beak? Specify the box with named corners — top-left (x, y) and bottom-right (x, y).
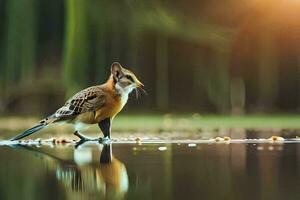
top-left (136, 80), bottom-right (144, 88)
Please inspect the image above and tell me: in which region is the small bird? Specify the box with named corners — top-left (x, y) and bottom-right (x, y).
top-left (10, 62), bottom-right (144, 142)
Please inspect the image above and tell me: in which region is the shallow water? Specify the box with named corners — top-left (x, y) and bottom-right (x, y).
top-left (0, 140), bottom-right (299, 200)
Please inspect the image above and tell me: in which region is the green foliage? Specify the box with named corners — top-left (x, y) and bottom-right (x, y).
top-left (0, 0), bottom-right (299, 114)
top-left (3, 0), bottom-right (37, 88)
top-left (112, 114), bottom-right (300, 131)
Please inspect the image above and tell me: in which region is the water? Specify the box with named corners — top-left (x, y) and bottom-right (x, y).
top-left (0, 139), bottom-right (299, 200)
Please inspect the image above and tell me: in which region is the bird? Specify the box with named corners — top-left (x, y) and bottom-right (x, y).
top-left (10, 62), bottom-right (144, 142)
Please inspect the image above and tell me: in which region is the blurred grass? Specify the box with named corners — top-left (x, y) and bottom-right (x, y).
top-left (0, 114), bottom-right (300, 133)
top-left (113, 114), bottom-right (300, 130)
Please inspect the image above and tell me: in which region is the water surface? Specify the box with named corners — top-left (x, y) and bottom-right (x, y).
top-left (0, 140), bottom-right (299, 200)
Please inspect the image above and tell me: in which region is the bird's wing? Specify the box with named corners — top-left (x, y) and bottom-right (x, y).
top-left (52, 86), bottom-right (106, 119)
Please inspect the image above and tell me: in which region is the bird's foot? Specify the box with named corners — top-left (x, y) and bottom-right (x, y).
top-left (98, 136), bottom-right (111, 144)
top-left (74, 131), bottom-right (98, 142)
top-left (74, 131), bottom-right (111, 147)
top-left (74, 131), bottom-right (101, 148)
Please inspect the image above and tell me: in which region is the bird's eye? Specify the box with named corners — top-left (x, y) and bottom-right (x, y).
top-left (126, 75), bottom-right (134, 82)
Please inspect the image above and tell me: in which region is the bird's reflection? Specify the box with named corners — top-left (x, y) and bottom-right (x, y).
top-left (17, 142), bottom-right (128, 199)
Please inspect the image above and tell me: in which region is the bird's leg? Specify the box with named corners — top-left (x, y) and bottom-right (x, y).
top-left (98, 118), bottom-right (111, 143)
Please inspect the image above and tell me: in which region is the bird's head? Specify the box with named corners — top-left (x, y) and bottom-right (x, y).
top-left (111, 62), bottom-right (145, 97)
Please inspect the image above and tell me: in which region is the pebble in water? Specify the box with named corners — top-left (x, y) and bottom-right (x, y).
top-left (257, 146), bottom-right (264, 151)
top-left (214, 137), bottom-right (224, 142)
top-left (135, 137), bottom-right (142, 145)
top-left (269, 136), bottom-right (284, 142)
top-left (268, 146), bottom-right (274, 151)
top-left (158, 146), bottom-right (167, 151)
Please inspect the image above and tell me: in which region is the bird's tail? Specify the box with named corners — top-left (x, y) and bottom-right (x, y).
top-left (10, 123), bottom-right (47, 141)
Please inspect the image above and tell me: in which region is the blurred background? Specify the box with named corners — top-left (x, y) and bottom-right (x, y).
top-left (0, 0), bottom-right (299, 116)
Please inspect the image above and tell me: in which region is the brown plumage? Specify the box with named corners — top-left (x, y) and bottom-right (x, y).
top-left (10, 62), bottom-right (144, 141)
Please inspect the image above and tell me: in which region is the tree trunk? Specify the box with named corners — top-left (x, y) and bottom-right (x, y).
top-left (297, 42), bottom-right (300, 111)
top-left (63, 0), bottom-right (89, 96)
top-left (258, 31), bottom-right (278, 111)
top-left (4, 0), bottom-right (37, 87)
top-left (155, 34), bottom-right (169, 111)
top-left (208, 49), bottom-right (230, 113)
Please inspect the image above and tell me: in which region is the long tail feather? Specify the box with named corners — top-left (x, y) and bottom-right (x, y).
top-left (10, 124), bottom-right (46, 141)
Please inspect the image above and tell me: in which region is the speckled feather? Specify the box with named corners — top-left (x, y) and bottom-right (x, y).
top-left (58, 86), bottom-right (105, 116)
top-left (41, 86), bottom-right (106, 124)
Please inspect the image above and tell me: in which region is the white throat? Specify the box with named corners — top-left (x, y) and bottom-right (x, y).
top-left (115, 83), bottom-right (135, 107)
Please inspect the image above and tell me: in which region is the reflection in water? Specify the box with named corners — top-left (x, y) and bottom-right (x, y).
top-left (0, 140), bottom-right (299, 200)
top-left (22, 143), bottom-right (128, 200)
